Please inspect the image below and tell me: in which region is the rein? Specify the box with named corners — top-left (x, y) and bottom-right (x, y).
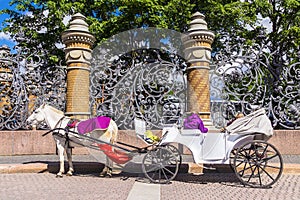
top-left (42, 116), bottom-right (66, 137)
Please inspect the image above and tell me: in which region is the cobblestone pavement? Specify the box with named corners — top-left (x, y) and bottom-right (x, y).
top-left (162, 173), bottom-right (300, 200)
top-left (0, 173), bottom-right (299, 200)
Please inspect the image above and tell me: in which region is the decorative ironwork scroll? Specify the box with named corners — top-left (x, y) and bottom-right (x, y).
top-left (210, 33), bottom-right (300, 129)
top-left (0, 45), bottom-right (66, 130)
top-left (91, 49), bottom-right (187, 129)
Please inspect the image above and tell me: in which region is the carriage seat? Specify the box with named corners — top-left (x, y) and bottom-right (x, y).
top-left (77, 116), bottom-right (111, 134)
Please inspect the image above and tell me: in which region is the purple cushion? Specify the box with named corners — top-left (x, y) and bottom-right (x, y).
top-left (77, 116), bottom-right (111, 134)
top-left (183, 113), bottom-right (208, 133)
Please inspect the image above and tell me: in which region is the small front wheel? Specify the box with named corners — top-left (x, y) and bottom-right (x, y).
top-left (233, 140), bottom-right (283, 188)
top-left (142, 146), bottom-right (179, 184)
top-left (162, 144), bottom-right (182, 167)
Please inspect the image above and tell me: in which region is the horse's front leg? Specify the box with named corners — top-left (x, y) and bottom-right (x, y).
top-left (66, 147), bottom-right (74, 176)
top-left (56, 143), bottom-right (65, 178)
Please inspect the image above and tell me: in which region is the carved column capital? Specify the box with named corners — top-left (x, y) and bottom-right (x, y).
top-left (182, 12), bottom-right (215, 70)
top-left (62, 13), bottom-right (96, 67)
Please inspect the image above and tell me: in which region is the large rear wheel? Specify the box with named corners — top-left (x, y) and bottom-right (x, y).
top-left (233, 140), bottom-right (283, 188)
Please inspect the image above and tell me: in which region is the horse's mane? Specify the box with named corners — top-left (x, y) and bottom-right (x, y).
top-left (46, 105), bottom-right (64, 115)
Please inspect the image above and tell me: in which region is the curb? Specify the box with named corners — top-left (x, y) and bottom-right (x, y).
top-left (1, 162), bottom-right (300, 175)
top-left (0, 163), bottom-right (48, 174)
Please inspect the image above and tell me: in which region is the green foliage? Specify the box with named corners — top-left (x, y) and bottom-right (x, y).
top-left (0, 0), bottom-right (299, 66)
top-left (0, 0), bottom-right (194, 66)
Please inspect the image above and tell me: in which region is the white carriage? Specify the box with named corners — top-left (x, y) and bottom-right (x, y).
top-left (150, 108), bottom-right (283, 188)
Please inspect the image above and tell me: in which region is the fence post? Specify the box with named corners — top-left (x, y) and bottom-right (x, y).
top-left (182, 12), bottom-right (215, 126)
top-left (61, 13), bottom-right (96, 119)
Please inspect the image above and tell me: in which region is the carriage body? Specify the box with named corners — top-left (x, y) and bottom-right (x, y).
top-left (159, 127), bottom-right (254, 165)
top-left (158, 108), bottom-right (283, 188)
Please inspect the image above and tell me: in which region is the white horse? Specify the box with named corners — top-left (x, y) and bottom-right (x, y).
top-left (27, 104), bottom-right (118, 177)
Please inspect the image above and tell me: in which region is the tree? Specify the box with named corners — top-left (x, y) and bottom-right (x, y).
top-left (1, 0), bottom-right (299, 64)
top-left (192, 0), bottom-right (300, 54)
top-left (0, 0), bottom-right (194, 65)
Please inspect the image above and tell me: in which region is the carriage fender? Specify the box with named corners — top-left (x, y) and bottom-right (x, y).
top-left (225, 134), bottom-right (255, 158)
top-left (160, 126), bottom-right (205, 163)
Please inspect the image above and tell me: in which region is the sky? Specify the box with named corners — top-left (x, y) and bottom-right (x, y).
top-left (0, 0), bottom-right (16, 48)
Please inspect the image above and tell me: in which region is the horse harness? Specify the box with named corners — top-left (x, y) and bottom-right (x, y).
top-left (42, 116), bottom-right (78, 149)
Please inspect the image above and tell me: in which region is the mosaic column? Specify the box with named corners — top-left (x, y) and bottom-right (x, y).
top-left (62, 13), bottom-right (96, 119)
top-left (182, 12), bottom-right (215, 126)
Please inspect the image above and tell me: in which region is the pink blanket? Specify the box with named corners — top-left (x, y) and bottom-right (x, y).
top-left (77, 116), bottom-right (111, 134)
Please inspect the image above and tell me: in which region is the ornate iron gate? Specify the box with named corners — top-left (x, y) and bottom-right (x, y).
top-left (90, 49), bottom-right (187, 129)
top-left (0, 45), bottom-right (66, 130)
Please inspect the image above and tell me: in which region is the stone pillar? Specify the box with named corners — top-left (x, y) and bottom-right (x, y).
top-left (182, 12), bottom-right (215, 126)
top-left (62, 13), bottom-right (96, 119)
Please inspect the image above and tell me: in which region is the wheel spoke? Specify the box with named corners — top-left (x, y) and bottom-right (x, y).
top-left (246, 165), bottom-right (257, 183)
top-left (161, 168), bottom-right (169, 180)
top-left (261, 144), bottom-right (269, 156)
top-left (259, 166), bottom-right (275, 181)
top-left (162, 166), bottom-right (175, 176)
top-left (257, 166), bottom-right (262, 186)
top-left (263, 153), bottom-right (279, 161)
top-left (264, 164), bottom-right (281, 169)
top-left (146, 164), bottom-right (160, 172)
top-left (238, 160), bottom-right (250, 176)
top-left (142, 147), bottom-right (179, 183)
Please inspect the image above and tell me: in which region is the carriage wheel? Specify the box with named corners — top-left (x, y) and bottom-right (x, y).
top-left (142, 146), bottom-right (179, 184)
top-left (233, 140), bottom-right (283, 188)
top-left (163, 144), bottom-right (182, 167)
top-left (229, 148), bottom-right (238, 171)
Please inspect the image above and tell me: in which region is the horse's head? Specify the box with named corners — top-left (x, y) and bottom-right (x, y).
top-left (27, 104), bottom-right (46, 126)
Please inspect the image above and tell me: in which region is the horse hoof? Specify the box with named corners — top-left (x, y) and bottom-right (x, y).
top-left (99, 172), bottom-right (112, 178)
top-left (66, 172), bottom-right (73, 176)
top-left (99, 171), bottom-right (107, 177)
top-left (107, 172), bottom-right (112, 178)
top-left (107, 174), bottom-right (112, 178)
top-left (56, 174), bottom-right (63, 178)
top-left (100, 174), bottom-right (112, 178)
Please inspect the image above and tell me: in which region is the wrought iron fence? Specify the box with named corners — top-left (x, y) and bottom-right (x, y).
top-left (210, 33), bottom-right (300, 129)
top-left (0, 34), bottom-right (299, 130)
top-left (0, 45), bottom-right (66, 130)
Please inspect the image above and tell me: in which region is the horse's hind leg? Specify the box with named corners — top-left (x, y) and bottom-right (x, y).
top-left (99, 157), bottom-right (112, 177)
top-left (66, 147), bottom-right (74, 176)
